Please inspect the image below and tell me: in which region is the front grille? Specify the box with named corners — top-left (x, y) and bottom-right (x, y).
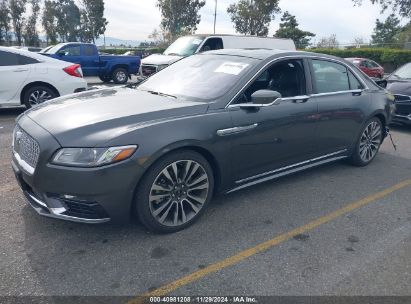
top-left (62, 199), bottom-right (109, 220)
top-left (141, 64), bottom-right (157, 77)
top-left (394, 94), bottom-right (411, 103)
top-left (13, 125), bottom-right (40, 170)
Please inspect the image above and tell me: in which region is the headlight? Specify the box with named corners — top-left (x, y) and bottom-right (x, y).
top-left (52, 145), bottom-right (137, 167)
top-left (157, 64), bottom-right (168, 72)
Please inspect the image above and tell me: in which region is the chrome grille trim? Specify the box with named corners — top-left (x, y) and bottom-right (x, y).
top-left (13, 125), bottom-right (40, 175)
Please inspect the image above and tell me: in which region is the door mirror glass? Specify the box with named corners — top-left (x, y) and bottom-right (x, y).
top-left (251, 90), bottom-right (282, 105)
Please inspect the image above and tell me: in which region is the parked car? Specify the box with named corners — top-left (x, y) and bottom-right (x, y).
top-left (11, 46), bottom-right (43, 53)
top-left (381, 62), bottom-right (411, 125)
top-left (140, 34), bottom-right (296, 77)
top-left (345, 58), bottom-right (385, 79)
top-left (0, 46), bottom-right (87, 109)
top-left (43, 43), bottom-right (140, 84)
top-left (39, 45), bottom-right (55, 54)
top-left (12, 49), bottom-right (394, 232)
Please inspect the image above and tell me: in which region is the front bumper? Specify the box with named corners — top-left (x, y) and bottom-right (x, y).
top-left (12, 117), bottom-right (145, 224)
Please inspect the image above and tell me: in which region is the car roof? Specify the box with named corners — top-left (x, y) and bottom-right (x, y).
top-left (204, 48), bottom-right (344, 61)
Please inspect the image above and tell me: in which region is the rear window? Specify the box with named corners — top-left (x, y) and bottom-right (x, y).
top-left (0, 51), bottom-right (19, 66)
top-left (18, 55), bottom-right (39, 65)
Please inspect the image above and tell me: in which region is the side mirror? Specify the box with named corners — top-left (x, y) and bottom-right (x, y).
top-left (371, 77), bottom-right (387, 88)
top-left (251, 90), bottom-right (282, 105)
top-left (57, 50), bottom-right (66, 57)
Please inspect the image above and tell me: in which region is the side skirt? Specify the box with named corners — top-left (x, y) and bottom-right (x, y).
top-left (227, 152), bottom-right (348, 194)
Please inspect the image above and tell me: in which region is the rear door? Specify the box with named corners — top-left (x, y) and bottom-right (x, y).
top-left (0, 50), bottom-right (31, 103)
top-left (80, 44), bottom-right (100, 76)
top-left (310, 59), bottom-right (371, 154)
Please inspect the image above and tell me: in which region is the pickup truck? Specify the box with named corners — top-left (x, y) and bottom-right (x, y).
top-left (43, 43), bottom-right (140, 84)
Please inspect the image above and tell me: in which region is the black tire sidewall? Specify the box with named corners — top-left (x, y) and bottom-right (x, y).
top-left (350, 117), bottom-right (383, 167)
top-left (99, 75), bottom-right (112, 83)
top-left (134, 150), bottom-right (214, 233)
top-left (23, 86), bottom-right (57, 109)
top-left (112, 68), bottom-right (128, 84)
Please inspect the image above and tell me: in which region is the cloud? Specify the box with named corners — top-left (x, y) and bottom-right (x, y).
top-left (104, 0), bottom-right (401, 44)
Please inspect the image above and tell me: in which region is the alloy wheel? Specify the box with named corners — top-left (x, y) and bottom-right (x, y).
top-left (149, 160), bottom-right (209, 227)
top-left (116, 71), bottom-right (127, 83)
top-left (359, 120), bottom-right (382, 163)
top-left (28, 89), bottom-right (53, 106)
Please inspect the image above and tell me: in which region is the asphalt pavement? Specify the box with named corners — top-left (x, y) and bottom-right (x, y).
top-left (0, 81), bottom-right (410, 300)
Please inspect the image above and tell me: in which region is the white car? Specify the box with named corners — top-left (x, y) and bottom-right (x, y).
top-left (0, 46), bottom-right (87, 109)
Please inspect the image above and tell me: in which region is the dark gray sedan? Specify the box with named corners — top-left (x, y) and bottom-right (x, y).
top-left (12, 49), bottom-right (395, 233)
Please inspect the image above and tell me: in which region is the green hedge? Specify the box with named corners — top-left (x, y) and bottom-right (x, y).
top-left (101, 47), bottom-right (165, 55)
top-left (310, 48), bottom-right (411, 69)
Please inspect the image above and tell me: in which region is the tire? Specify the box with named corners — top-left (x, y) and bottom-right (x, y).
top-left (99, 75), bottom-right (112, 83)
top-left (134, 150), bottom-right (214, 233)
top-left (112, 68), bottom-right (129, 84)
top-left (23, 85), bottom-right (58, 109)
top-left (349, 117), bottom-right (383, 167)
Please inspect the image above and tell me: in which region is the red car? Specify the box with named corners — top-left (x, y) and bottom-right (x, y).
top-left (345, 58), bottom-right (385, 78)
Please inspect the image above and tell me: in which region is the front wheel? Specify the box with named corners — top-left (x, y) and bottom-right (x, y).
top-left (135, 150), bottom-right (214, 233)
top-left (349, 117), bottom-right (383, 167)
top-left (112, 68), bottom-right (129, 84)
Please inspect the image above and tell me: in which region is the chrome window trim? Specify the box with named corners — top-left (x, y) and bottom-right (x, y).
top-left (310, 89), bottom-right (365, 98)
top-left (235, 149), bottom-right (347, 185)
top-left (225, 54), bottom-right (369, 109)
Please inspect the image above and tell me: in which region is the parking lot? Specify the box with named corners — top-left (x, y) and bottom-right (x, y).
top-left (0, 77), bottom-right (410, 300)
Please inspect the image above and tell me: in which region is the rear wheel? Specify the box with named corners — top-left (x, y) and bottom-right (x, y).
top-left (135, 150), bottom-right (214, 233)
top-left (23, 86), bottom-right (58, 109)
top-left (112, 68), bottom-right (129, 84)
top-left (349, 117), bottom-right (383, 166)
top-left (99, 75), bottom-right (112, 83)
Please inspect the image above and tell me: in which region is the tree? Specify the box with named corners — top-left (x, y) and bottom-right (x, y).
top-left (9, 0), bottom-right (26, 46)
top-left (23, 0), bottom-right (40, 46)
top-left (156, 0), bottom-right (205, 42)
top-left (148, 26), bottom-right (170, 47)
top-left (0, 0), bottom-right (11, 45)
top-left (353, 0), bottom-right (411, 19)
top-left (227, 0), bottom-right (281, 36)
top-left (54, 0), bottom-right (81, 42)
top-left (275, 11), bottom-right (315, 49)
top-left (371, 14), bottom-right (402, 45)
top-left (78, 0), bottom-right (108, 43)
top-left (316, 34), bottom-right (339, 48)
top-left (42, 0), bottom-right (58, 44)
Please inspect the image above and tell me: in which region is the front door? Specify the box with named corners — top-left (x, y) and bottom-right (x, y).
top-left (228, 58), bottom-right (319, 182)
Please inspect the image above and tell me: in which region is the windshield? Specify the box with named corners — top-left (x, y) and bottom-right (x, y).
top-left (164, 36), bottom-right (205, 56)
top-left (138, 54), bottom-right (257, 101)
top-left (393, 63), bottom-right (411, 79)
top-left (45, 44), bottom-right (65, 54)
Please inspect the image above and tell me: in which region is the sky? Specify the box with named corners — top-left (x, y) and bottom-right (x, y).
top-left (103, 0), bottom-right (404, 44)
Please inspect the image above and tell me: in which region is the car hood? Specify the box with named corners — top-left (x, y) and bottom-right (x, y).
top-left (387, 79), bottom-right (411, 96)
top-left (141, 53), bottom-right (183, 66)
top-left (25, 88), bottom-right (208, 147)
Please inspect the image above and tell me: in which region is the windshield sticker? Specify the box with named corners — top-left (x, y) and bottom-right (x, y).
top-left (214, 62), bottom-right (249, 75)
top-left (192, 39), bottom-right (203, 45)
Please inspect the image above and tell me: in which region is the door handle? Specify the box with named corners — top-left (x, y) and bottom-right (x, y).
top-left (283, 95), bottom-right (310, 103)
top-left (352, 89), bottom-right (363, 96)
top-left (13, 69), bottom-right (28, 72)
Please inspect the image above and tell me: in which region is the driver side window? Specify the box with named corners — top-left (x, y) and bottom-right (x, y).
top-left (235, 59), bottom-right (307, 104)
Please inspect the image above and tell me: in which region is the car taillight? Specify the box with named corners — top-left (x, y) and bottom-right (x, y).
top-left (63, 64), bottom-right (83, 78)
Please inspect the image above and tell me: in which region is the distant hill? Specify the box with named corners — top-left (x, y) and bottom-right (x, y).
top-left (95, 36), bottom-right (144, 47)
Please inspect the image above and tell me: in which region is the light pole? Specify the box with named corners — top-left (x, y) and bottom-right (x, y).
top-left (214, 0), bottom-right (217, 34)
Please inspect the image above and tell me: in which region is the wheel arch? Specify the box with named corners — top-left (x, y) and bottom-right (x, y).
top-left (111, 64), bottom-right (130, 75)
top-left (20, 81), bottom-right (60, 105)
